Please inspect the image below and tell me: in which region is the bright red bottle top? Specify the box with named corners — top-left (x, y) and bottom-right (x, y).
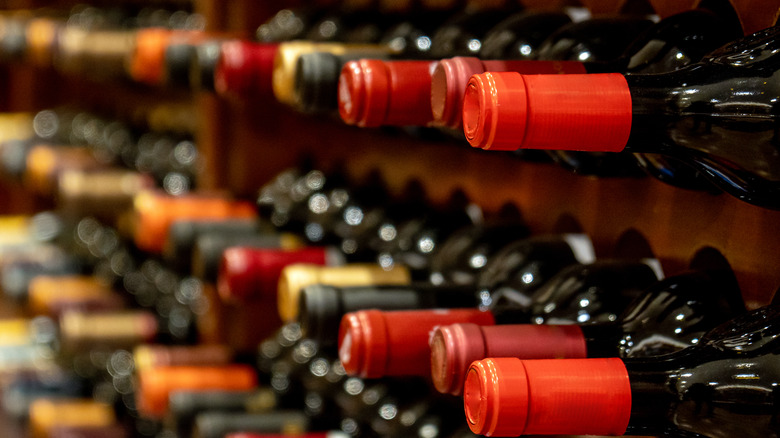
top-left (431, 57), bottom-right (587, 128)
top-left (430, 323), bottom-right (587, 395)
top-left (338, 59), bottom-right (437, 127)
top-left (462, 71), bottom-right (632, 151)
top-left (217, 246), bottom-right (332, 302)
top-left (338, 308), bottom-right (495, 379)
top-left (464, 357), bottom-right (631, 436)
top-left (215, 41), bottom-right (279, 98)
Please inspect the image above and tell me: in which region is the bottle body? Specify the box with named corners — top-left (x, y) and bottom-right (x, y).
top-left (465, 305), bottom-right (780, 437)
top-left (463, 24), bottom-right (780, 209)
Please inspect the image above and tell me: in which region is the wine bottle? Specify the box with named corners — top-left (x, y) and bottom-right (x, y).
top-left (29, 399), bottom-right (117, 438)
top-left (462, 24), bottom-right (780, 209)
top-left (431, 269), bottom-right (745, 395)
top-left (426, 221), bottom-right (530, 286)
top-left (217, 246), bottom-right (346, 303)
top-left (335, 6), bottom-right (569, 127)
top-left (552, 9), bottom-right (743, 181)
top-left (273, 41), bottom-right (395, 107)
top-left (432, 9), bottom-right (738, 130)
top-left (474, 234), bottom-right (594, 311)
top-left (299, 283), bottom-right (488, 347)
top-left (131, 191), bottom-right (257, 254)
top-left (428, 8), bottom-right (521, 59)
top-left (193, 411), bottom-right (309, 438)
top-left (337, 259), bottom-right (657, 379)
top-left (27, 275), bottom-right (124, 317)
top-left (58, 310), bottom-right (161, 350)
top-left (214, 41), bottom-right (279, 99)
top-left (167, 389), bottom-right (278, 438)
top-left (338, 308), bottom-right (495, 378)
top-left (256, 7), bottom-right (329, 42)
top-left (162, 218), bottom-right (274, 272)
top-left (57, 169), bottom-right (155, 222)
top-left (191, 232), bottom-right (305, 283)
top-left (464, 304), bottom-right (780, 437)
top-left (277, 263), bottom-right (412, 323)
top-left (133, 344), bottom-right (233, 371)
top-left (292, 9), bottom-right (451, 114)
top-left (299, 221), bottom-right (530, 347)
top-left (2, 370), bottom-right (89, 420)
top-left (135, 364), bottom-right (258, 418)
top-left (338, 58), bottom-right (440, 127)
top-left (1, 253), bottom-right (82, 301)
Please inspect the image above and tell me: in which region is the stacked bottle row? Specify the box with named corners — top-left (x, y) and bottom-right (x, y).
top-left (0, 147), bottom-right (778, 437)
top-left (5, 3), bottom-right (780, 208)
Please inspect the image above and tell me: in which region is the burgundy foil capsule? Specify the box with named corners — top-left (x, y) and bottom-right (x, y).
top-left (430, 323), bottom-right (587, 395)
top-left (338, 59), bottom-right (438, 127)
top-left (215, 41), bottom-right (279, 98)
top-left (338, 308), bottom-right (495, 379)
top-left (217, 246), bottom-right (343, 302)
top-left (430, 57), bottom-right (587, 128)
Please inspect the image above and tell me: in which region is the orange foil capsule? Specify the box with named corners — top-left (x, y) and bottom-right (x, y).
top-left (132, 191), bottom-right (257, 253)
top-left (136, 365), bottom-right (258, 417)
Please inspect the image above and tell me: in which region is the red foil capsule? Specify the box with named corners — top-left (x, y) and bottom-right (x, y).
top-left (462, 71), bottom-right (632, 151)
top-left (215, 41), bottom-right (279, 98)
top-left (338, 308), bottom-right (495, 379)
top-left (464, 357), bottom-right (631, 436)
top-left (217, 246), bottom-right (342, 302)
top-left (430, 323), bottom-right (587, 395)
top-left (338, 59), bottom-right (438, 127)
top-left (430, 57), bottom-right (587, 128)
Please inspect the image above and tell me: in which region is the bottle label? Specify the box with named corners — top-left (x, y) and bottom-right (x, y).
top-left (640, 258), bottom-right (665, 280)
top-left (563, 234), bottom-right (595, 264)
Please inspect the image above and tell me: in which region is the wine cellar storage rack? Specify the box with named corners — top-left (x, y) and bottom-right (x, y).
top-left (0, 1), bottom-right (780, 437)
top-left (0, 0), bottom-right (779, 356)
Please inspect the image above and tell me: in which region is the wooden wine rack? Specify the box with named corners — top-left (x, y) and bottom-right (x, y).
top-left (1, 0), bottom-right (780, 313)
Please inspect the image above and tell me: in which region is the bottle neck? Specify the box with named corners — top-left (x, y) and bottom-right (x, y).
top-left (578, 323), bottom-right (624, 357)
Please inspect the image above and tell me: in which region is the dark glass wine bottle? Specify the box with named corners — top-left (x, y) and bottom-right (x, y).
top-left (293, 9), bottom-right (451, 114)
top-left (256, 7), bottom-right (329, 42)
top-left (533, 15), bottom-right (656, 176)
top-left (337, 259), bottom-right (658, 379)
top-left (587, 7), bottom-right (742, 187)
top-left (464, 304), bottom-right (780, 437)
top-left (474, 234), bottom-right (593, 312)
top-left (430, 269), bottom-right (746, 395)
top-left (463, 24), bottom-right (780, 209)
top-left (478, 11), bottom-right (572, 60)
top-left (429, 7), bottom-right (522, 59)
